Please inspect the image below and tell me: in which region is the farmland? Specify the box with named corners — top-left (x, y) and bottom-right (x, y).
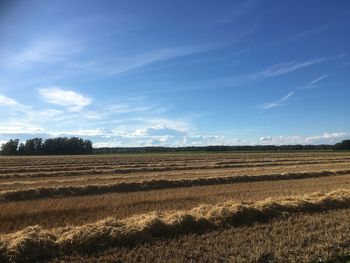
top-left (1, 151), bottom-right (350, 262)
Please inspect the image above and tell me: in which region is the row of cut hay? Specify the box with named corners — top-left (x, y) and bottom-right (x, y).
top-left (214, 157), bottom-right (350, 165)
top-left (2, 159), bottom-right (350, 180)
top-left (0, 165), bottom-right (104, 175)
top-left (2, 157), bottom-right (347, 173)
top-left (0, 163), bottom-right (185, 174)
top-left (1, 153), bottom-right (349, 170)
top-left (1, 189), bottom-right (350, 262)
top-left (1, 169), bottom-right (350, 202)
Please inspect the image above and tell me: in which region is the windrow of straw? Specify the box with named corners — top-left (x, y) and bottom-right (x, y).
top-left (1, 169), bottom-right (350, 202)
top-left (2, 158), bottom-right (350, 180)
top-left (1, 189), bottom-right (350, 262)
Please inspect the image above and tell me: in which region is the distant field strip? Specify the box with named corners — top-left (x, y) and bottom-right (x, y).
top-left (1, 158), bottom-right (349, 173)
top-left (1, 189), bottom-right (350, 262)
top-left (1, 169), bottom-right (350, 201)
top-left (1, 153), bottom-right (350, 180)
top-left (2, 159), bottom-right (350, 179)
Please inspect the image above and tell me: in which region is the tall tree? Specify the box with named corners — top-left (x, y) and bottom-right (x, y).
top-left (1, 139), bottom-right (19, 155)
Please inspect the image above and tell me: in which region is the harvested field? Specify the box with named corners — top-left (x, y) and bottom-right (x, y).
top-left (1, 152), bottom-right (350, 262)
top-left (57, 208), bottom-right (350, 263)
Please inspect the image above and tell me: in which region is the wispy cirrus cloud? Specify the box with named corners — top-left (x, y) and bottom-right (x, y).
top-left (254, 55), bottom-right (344, 79)
top-left (1, 24), bottom-right (257, 81)
top-left (1, 39), bottom-right (223, 84)
top-left (260, 73), bottom-right (329, 112)
top-left (2, 35), bottom-right (222, 75)
top-left (217, 0), bottom-right (256, 24)
top-left (288, 24), bottom-right (332, 42)
top-left (308, 74), bottom-right (328, 86)
top-left (2, 37), bottom-right (80, 70)
top-left (103, 46), bottom-right (211, 76)
top-left (297, 74), bottom-right (328, 90)
top-left (38, 87), bottom-right (92, 112)
top-left (260, 92), bottom-right (294, 111)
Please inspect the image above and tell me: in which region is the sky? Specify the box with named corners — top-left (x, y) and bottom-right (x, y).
top-left (0, 0), bottom-right (350, 147)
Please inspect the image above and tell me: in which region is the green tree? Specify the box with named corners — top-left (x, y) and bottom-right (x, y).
top-left (334, 140), bottom-right (350, 150)
top-left (1, 139), bottom-right (19, 155)
top-left (23, 138), bottom-right (43, 155)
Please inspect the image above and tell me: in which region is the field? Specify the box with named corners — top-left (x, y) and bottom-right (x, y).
top-left (1, 152), bottom-right (350, 262)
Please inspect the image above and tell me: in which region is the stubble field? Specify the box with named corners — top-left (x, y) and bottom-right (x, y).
top-left (0, 151), bottom-right (350, 262)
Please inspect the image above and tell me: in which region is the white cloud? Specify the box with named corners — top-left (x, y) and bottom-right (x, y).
top-left (0, 122), bottom-right (49, 142)
top-left (1, 123), bottom-right (349, 147)
top-left (0, 90), bottom-right (191, 142)
top-left (90, 129), bottom-right (231, 148)
top-left (25, 109), bottom-right (64, 120)
top-left (0, 94), bottom-right (29, 113)
top-left (130, 125), bottom-right (187, 137)
top-left (0, 94), bottom-right (19, 106)
top-left (260, 91), bottom-right (294, 111)
top-left (38, 87), bottom-right (92, 111)
top-left (57, 128), bottom-right (115, 137)
top-left (260, 132), bottom-right (350, 145)
top-left (304, 132), bottom-right (350, 144)
top-left (0, 123), bottom-right (45, 134)
top-left (0, 95), bottom-right (65, 129)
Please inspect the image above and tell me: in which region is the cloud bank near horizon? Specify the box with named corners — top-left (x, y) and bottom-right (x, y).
top-left (1, 127), bottom-right (349, 148)
top-left (0, 86), bottom-right (349, 148)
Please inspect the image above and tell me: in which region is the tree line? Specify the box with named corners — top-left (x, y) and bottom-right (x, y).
top-left (1, 138), bottom-right (349, 156)
top-left (94, 140), bottom-right (350, 154)
top-left (0, 137), bottom-right (93, 155)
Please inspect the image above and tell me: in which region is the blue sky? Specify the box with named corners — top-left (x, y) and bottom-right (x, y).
top-left (0, 0), bottom-right (350, 146)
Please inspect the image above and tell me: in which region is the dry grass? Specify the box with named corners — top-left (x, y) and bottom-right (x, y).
top-left (1, 152), bottom-right (350, 181)
top-left (1, 152), bottom-right (350, 262)
top-left (2, 161), bottom-right (350, 192)
top-left (62, 208), bottom-right (350, 263)
top-left (1, 189), bottom-right (350, 262)
top-left (1, 168), bottom-right (350, 202)
top-left (1, 154), bottom-right (350, 193)
top-left (1, 173), bottom-right (350, 233)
